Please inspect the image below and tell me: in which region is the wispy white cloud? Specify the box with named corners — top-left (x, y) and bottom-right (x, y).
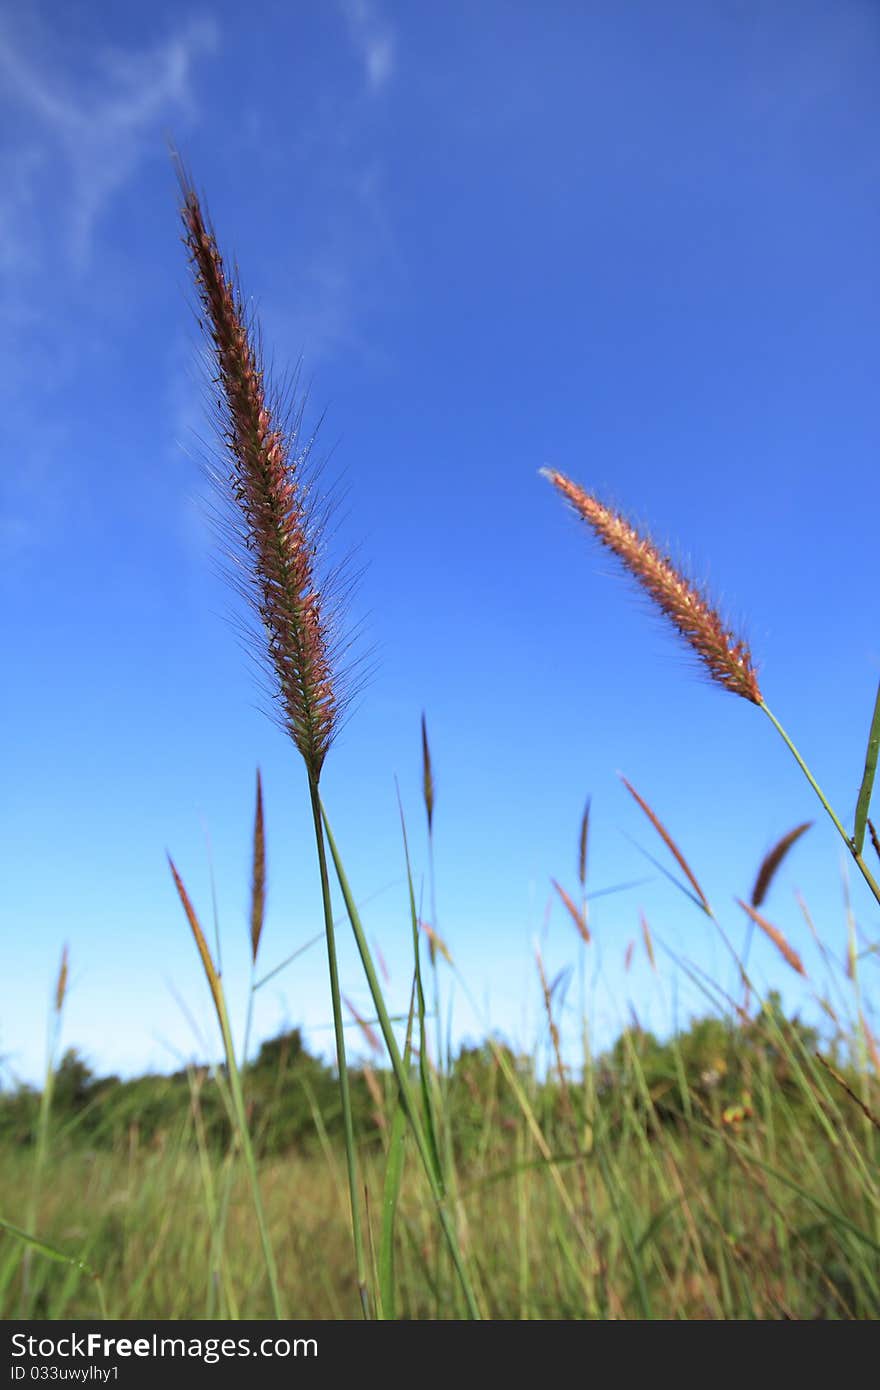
top-left (0, 9), bottom-right (219, 561)
top-left (0, 11), bottom-right (218, 269)
top-left (339, 0), bottom-right (395, 93)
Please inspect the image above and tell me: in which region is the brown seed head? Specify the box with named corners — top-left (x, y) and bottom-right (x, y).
top-left (179, 171), bottom-right (350, 782)
top-left (361, 1062), bottom-right (387, 1132)
top-left (750, 821), bottom-right (812, 908)
top-left (620, 775), bottom-right (711, 916)
top-left (577, 797), bottom-right (590, 890)
top-left (55, 943), bottom-right (69, 1014)
top-left (421, 712), bottom-right (435, 836)
top-left (736, 898), bottom-right (806, 977)
top-left (419, 919), bottom-right (453, 965)
top-left (250, 768), bottom-right (266, 964)
top-left (542, 468), bottom-right (762, 704)
top-left (552, 877), bottom-right (590, 944)
top-left (861, 1013), bottom-right (880, 1077)
top-left (640, 910), bottom-right (656, 971)
top-left (343, 995), bottom-right (383, 1056)
top-left (168, 855), bottom-right (225, 1018)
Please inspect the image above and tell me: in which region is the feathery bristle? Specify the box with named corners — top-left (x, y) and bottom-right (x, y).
top-left (541, 468), bottom-right (762, 704)
top-left (179, 172), bottom-right (347, 782)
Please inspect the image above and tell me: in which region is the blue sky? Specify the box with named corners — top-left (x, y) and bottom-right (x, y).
top-left (2, 0), bottom-right (878, 1086)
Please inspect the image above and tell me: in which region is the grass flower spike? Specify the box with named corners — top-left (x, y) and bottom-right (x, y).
top-left (543, 467), bottom-right (880, 909)
top-left (180, 173), bottom-right (342, 784)
top-left (541, 468), bottom-right (762, 704)
top-left (249, 768), bottom-right (266, 965)
top-left (178, 167), bottom-right (479, 1317)
top-left (178, 168), bottom-right (369, 1311)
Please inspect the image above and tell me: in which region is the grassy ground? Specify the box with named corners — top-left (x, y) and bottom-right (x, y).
top-left (2, 1005), bottom-right (878, 1320)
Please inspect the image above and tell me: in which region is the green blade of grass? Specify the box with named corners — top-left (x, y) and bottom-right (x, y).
top-left (761, 701), bottom-right (880, 907)
top-left (853, 679), bottom-right (880, 856)
top-left (169, 856), bottom-right (285, 1319)
top-left (595, 1150), bottom-right (653, 1318)
top-left (0, 1216), bottom-right (107, 1317)
top-left (253, 881), bottom-right (402, 992)
top-left (395, 782), bottom-right (444, 1187)
top-left (319, 795), bottom-right (482, 1319)
top-left (377, 982), bottom-right (417, 1320)
top-left (735, 1153), bottom-right (880, 1256)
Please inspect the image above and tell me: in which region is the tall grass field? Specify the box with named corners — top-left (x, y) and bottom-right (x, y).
top-left (2, 169), bottom-right (878, 1322)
